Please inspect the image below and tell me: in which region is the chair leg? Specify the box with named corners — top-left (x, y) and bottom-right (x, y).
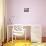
top-left (12, 31), bottom-right (13, 43)
top-left (15, 36), bottom-right (16, 42)
top-left (25, 30), bottom-right (26, 42)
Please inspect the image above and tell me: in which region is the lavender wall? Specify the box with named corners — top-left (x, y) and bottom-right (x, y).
top-left (7, 0), bottom-right (46, 37)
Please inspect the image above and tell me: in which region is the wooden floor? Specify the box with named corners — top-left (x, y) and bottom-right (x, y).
top-left (3, 40), bottom-right (31, 46)
top-left (2, 37), bottom-right (46, 46)
top-left (3, 40), bottom-right (46, 46)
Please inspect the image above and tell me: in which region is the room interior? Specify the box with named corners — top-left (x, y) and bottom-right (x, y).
top-left (0, 0), bottom-right (46, 46)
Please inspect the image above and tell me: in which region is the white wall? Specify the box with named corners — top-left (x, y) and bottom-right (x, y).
top-left (7, 0), bottom-right (46, 37)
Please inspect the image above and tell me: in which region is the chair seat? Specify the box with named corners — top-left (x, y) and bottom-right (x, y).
top-left (13, 30), bottom-right (24, 36)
